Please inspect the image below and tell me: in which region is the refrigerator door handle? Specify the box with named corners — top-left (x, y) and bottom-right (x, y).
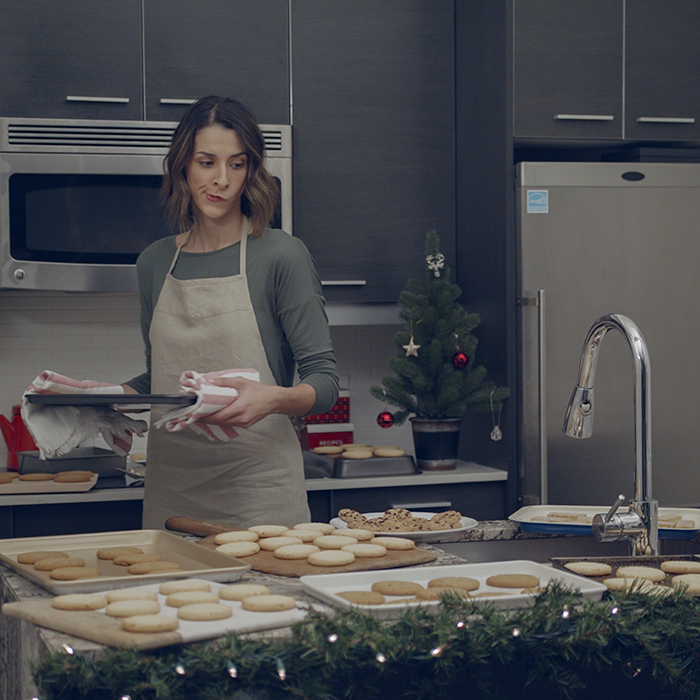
top-left (536, 290), bottom-right (548, 504)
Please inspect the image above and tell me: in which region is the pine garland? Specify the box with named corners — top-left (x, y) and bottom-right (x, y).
top-left (31, 583), bottom-right (700, 700)
top-left (370, 230), bottom-right (509, 425)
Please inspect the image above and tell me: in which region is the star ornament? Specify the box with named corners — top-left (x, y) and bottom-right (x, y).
top-left (403, 337), bottom-right (421, 357)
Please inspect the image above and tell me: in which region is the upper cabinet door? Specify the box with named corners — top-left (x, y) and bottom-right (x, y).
top-left (513, 0), bottom-right (623, 140)
top-left (0, 0), bottom-right (143, 120)
top-left (625, 0), bottom-right (700, 142)
top-left (143, 0), bottom-right (290, 124)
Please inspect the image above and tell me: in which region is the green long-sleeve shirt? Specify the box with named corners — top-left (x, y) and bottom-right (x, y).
top-left (125, 228), bottom-right (339, 415)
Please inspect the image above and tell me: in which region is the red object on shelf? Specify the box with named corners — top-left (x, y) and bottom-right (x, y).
top-left (304, 390), bottom-right (350, 424)
top-left (300, 422), bottom-right (354, 450)
top-left (0, 405), bottom-right (37, 471)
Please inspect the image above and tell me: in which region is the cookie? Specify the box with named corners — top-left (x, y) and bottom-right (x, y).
top-left (0, 472), bottom-right (17, 483)
top-left (113, 553), bottom-right (163, 566)
top-left (50, 566), bottom-right (101, 580)
top-left (284, 529), bottom-right (323, 542)
top-left (371, 580), bottom-right (424, 596)
top-left (430, 510), bottom-right (463, 529)
top-left (96, 546), bottom-right (145, 561)
top-left (307, 550), bottom-right (355, 567)
top-left (159, 579), bottom-right (212, 595)
top-left (604, 578), bottom-right (657, 592)
top-left (105, 599), bottom-right (161, 618)
top-left (218, 584), bottom-right (270, 601)
top-left (106, 588), bottom-right (159, 603)
top-left (213, 530), bottom-right (259, 545)
top-left (370, 536), bottom-right (415, 551)
top-left (121, 614), bottom-right (180, 634)
top-left (52, 593), bottom-right (107, 611)
top-left (469, 591), bottom-right (512, 598)
top-left (372, 448), bottom-right (405, 458)
top-left (17, 551), bottom-right (69, 565)
top-left (177, 603), bottom-right (233, 621)
top-left (292, 522), bottom-right (335, 535)
top-left (341, 450), bottom-right (373, 460)
top-left (127, 561), bottom-right (181, 575)
top-left (248, 525), bottom-right (289, 538)
top-left (564, 562), bottom-right (613, 577)
top-left (660, 560), bottom-right (700, 575)
top-left (671, 573), bottom-right (700, 588)
top-left (215, 541), bottom-right (261, 557)
top-left (616, 566), bottom-right (665, 583)
top-left (336, 591), bottom-right (386, 605)
top-left (342, 443), bottom-right (369, 450)
top-left (428, 576), bottom-right (480, 591)
top-left (18, 473), bottom-right (55, 481)
top-left (486, 574), bottom-right (540, 589)
top-left (240, 594), bottom-right (297, 612)
top-left (384, 508), bottom-right (413, 521)
top-left (313, 535), bottom-right (357, 550)
top-left (54, 471), bottom-right (94, 483)
top-left (35, 557), bottom-right (85, 571)
top-left (312, 445), bottom-right (344, 455)
top-left (415, 587), bottom-right (470, 601)
top-left (273, 544), bottom-right (320, 560)
top-left (55, 470), bottom-right (94, 479)
top-left (340, 543), bottom-right (387, 558)
top-left (165, 591), bottom-right (219, 608)
top-left (337, 509), bottom-right (367, 526)
top-left (258, 536), bottom-right (304, 551)
top-left (331, 528), bottom-right (374, 541)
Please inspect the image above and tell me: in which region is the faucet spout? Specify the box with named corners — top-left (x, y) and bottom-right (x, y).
top-left (563, 313), bottom-right (657, 555)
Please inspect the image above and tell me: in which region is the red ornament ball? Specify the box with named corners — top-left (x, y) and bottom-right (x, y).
top-left (377, 411), bottom-right (395, 428)
top-left (452, 351), bottom-right (469, 369)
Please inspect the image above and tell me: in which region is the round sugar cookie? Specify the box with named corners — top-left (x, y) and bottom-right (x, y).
top-left (218, 584), bottom-right (270, 601)
top-left (415, 587), bottom-right (470, 601)
top-left (18, 551), bottom-right (69, 565)
top-left (213, 530), bottom-right (259, 545)
top-left (18, 473), bottom-right (55, 481)
top-left (428, 576), bottom-right (480, 591)
top-left (240, 594), bottom-right (296, 612)
top-left (50, 566), bottom-right (101, 580)
top-left (54, 471), bottom-right (93, 483)
top-left (312, 445), bottom-right (344, 455)
top-left (616, 566), bottom-right (665, 583)
top-left (486, 574), bottom-right (540, 589)
top-left (313, 535), bottom-right (355, 550)
top-left (257, 536), bottom-right (304, 552)
top-left (273, 544), bottom-right (320, 560)
top-left (0, 472), bottom-right (17, 483)
top-left (372, 448), bottom-right (405, 458)
top-left (341, 443), bottom-right (369, 450)
top-left (106, 588), bottom-right (159, 603)
top-left (121, 614), bottom-right (179, 634)
top-left (370, 536), bottom-right (415, 551)
top-left (292, 522), bottom-right (335, 535)
top-left (307, 549), bottom-right (355, 567)
top-left (283, 529), bottom-right (322, 543)
top-left (177, 603), bottom-right (233, 621)
top-left (604, 577), bottom-right (657, 592)
top-left (127, 561), bottom-right (181, 575)
top-left (97, 546), bottom-right (144, 561)
top-left (371, 580), bottom-right (424, 596)
top-left (671, 573), bottom-right (700, 594)
top-left (336, 591), bottom-right (386, 605)
top-left (248, 525), bottom-right (289, 538)
top-left (341, 450), bottom-right (373, 460)
top-left (340, 543), bottom-right (387, 558)
top-left (661, 560), bottom-right (700, 575)
top-left (52, 593), bottom-right (107, 611)
top-left (331, 528), bottom-right (374, 541)
top-left (35, 557), bottom-right (85, 571)
top-left (113, 553), bottom-right (162, 566)
top-left (564, 561), bottom-right (613, 577)
top-left (165, 591), bottom-right (219, 608)
top-left (159, 579), bottom-right (212, 596)
top-left (55, 470), bottom-right (94, 479)
top-left (105, 599), bottom-right (161, 618)
top-left (216, 541), bottom-right (260, 557)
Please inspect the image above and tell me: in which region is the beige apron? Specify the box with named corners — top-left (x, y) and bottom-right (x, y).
top-left (142, 224), bottom-right (310, 529)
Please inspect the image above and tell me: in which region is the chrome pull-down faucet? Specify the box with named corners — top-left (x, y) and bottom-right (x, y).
top-left (562, 313), bottom-right (658, 556)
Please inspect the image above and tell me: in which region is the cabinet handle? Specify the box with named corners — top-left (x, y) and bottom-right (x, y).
top-left (66, 95), bottom-right (130, 104)
top-left (321, 280), bottom-right (367, 286)
top-left (554, 114), bottom-right (614, 121)
top-left (159, 98), bottom-right (197, 105)
top-left (636, 116), bottom-right (696, 124)
top-left (390, 502), bottom-right (452, 510)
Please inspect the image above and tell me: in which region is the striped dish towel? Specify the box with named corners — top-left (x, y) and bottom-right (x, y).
top-left (22, 371), bottom-right (148, 459)
top-left (154, 369), bottom-right (260, 442)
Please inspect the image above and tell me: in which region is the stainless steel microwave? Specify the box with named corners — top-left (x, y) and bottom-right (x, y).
top-left (0, 117), bottom-right (292, 292)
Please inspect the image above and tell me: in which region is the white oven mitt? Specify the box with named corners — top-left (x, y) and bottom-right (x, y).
top-left (21, 371), bottom-right (148, 459)
top-left (154, 369), bottom-right (260, 442)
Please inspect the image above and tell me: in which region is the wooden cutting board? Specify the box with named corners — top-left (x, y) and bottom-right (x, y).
top-left (166, 516), bottom-right (438, 577)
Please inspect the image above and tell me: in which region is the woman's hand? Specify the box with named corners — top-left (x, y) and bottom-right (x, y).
top-left (200, 377), bottom-right (316, 429)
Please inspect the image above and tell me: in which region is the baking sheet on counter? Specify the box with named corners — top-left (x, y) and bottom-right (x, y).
top-left (330, 511), bottom-right (477, 541)
top-left (2, 580), bottom-right (307, 651)
top-left (0, 474), bottom-right (98, 494)
top-left (0, 530), bottom-right (250, 595)
top-left (301, 560), bottom-right (608, 620)
top-left (303, 450), bottom-right (418, 478)
top-left (509, 505), bottom-right (700, 540)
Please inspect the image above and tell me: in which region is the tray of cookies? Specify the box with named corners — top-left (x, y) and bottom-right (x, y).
top-left (509, 505), bottom-right (700, 540)
top-left (300, 560), bottom-right (608, 619)
top-left (0, 529), bottom-right (250, 595)
top-left (304, 447), bottom-right (418, 478)
top-left (330, 508), bottom-right (477, 541)
top-left (549, 555), bottom-right (700, 595)
top-left (0, 470), bottom-right (97, 493)
top-left (1, 579), bottom-right (307, 650)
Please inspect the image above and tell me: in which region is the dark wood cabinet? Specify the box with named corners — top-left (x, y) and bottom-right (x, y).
top-left (0, 0), bottom-right (143, 120)
top-left (290, 0), bottom-right (456, 303)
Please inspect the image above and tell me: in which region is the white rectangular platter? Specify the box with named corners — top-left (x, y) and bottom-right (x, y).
top-left (301, 560), bottom-right (607, 620)
top-left (0, 529), bottom-right (250, 595)
top-left (509, 505), bottom-right (700, 540)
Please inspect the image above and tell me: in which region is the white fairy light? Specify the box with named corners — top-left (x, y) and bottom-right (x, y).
top-left (175, 664), bottom-right (185, 675)
top-left (328, 633), bottom-right (339, 643)
top-left (431, 645), bottom-right (445, 657)
top-left (512, 628), bottom-right (521, 637)
top-left (227, 661), bottom-right (238, 678)
top-left (376, 653), bottom-right (387, 663)
top-left (611, 606), bottom-right (620, 615)
top-left (61, 644), bottom-right (74, 655)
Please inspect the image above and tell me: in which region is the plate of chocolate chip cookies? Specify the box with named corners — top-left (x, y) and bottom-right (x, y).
top-left (331, 508), bottom-right (477, 541)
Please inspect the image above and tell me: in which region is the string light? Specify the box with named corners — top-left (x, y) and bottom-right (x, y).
top-left (61, 644), bottom-right (74, 655)
top-left (121, 696), bottom-right (132, 700)
top-left (561, 606), bottom-right (570, 619)
top-left (456, 620), bottom-right (466, 629)
top-left (431, 645), bottom-right (445, 657)
top-left (611, 606), bottom-right (620, 615)
top-left (175, 664), bottom-right (186, 676)
top-left (328, 633), bottom-right (339, 643)
top-left (276, 658), bottom-right (287, 681)
top-left (227, 661), bottom-right (238, 679)
top-left (376, 653), bottom-right (387, 663)
top-left (512, 628), bottom-right (521, 637)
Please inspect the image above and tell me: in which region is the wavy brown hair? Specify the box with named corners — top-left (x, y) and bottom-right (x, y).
top-left (161, 96), bottom-right (280, 238)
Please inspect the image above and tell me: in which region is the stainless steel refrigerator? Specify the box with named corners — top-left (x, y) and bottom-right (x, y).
top-left (516, 161), bottom-right (700, 509)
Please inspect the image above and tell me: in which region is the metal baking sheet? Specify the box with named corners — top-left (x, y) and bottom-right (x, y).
top-left (0, 529), bottom-right (250, 595)
top-left (303, 450), bottom-right (418, 478)
top-left (0, 474), bottom-right (98, 494)
top-left (301, 560), bottom-right (607, 619)
top-left (509, 505), bottom-right (700, 540)
top-left (26, 394), bottom-right (196, 407)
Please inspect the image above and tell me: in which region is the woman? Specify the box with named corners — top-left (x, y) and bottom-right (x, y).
top-left (123, 96), bottom-right (339, 529)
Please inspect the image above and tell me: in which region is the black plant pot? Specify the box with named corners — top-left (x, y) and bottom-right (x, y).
top-left (410, 417), bottom-right (462, 471)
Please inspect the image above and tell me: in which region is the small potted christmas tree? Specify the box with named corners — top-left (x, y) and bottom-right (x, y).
top-left (370, 230), bottom-right (509, 470)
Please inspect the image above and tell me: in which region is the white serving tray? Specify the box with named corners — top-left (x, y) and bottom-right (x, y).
top-left (301, 560), bottom-right (607, 619)
top-left (509, 505), bottom-right (700, 540)
top-left (330, 511), bottom-right (477, 541)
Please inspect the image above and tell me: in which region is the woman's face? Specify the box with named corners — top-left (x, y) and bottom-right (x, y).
top-left (185, 124), bottom-right (248, 224)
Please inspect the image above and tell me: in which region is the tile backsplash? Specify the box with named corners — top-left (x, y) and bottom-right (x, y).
top-left (0, 291), bottom-right (411, 466)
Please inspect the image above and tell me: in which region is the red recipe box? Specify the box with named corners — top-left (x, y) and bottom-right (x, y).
top-left (304, 391), bottom-right (350, 424)
top-left (300, 422), bottom-right (354, 450)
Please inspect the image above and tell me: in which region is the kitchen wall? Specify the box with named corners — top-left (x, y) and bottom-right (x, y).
top-left (0, 291), bottom-right (412, 466)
